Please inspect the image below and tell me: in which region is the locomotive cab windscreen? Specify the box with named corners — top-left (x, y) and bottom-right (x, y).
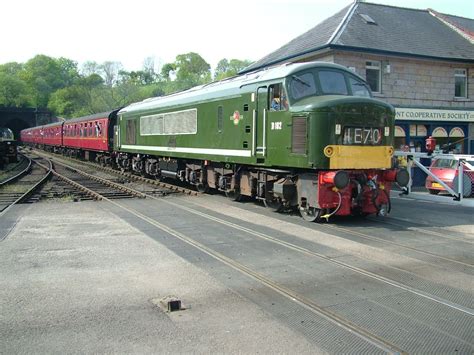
top-left (286, 69), bottom-right (371, 104)
top-left (0, 127), bottom-right (15, 141)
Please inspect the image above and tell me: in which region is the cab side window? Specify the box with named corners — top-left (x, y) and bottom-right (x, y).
top-left (268, 83), bottom-right (288, 111)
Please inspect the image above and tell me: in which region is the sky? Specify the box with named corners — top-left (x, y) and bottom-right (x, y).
top-left (1, 0), bottom-right (473, 73)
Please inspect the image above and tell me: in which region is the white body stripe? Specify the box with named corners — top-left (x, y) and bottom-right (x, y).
top-left (121, 145), bottom-right (252, 157)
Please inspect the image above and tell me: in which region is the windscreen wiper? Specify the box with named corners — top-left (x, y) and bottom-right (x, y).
top-left (292, 75), bottom-right (311, 87)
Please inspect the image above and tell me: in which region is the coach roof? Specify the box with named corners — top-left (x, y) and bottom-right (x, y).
top-left (65, 111), bottom-right (116, 124)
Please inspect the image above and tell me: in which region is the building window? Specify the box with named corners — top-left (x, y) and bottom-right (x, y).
top-left (454, 69), bottom-right (467, 98)
top-left (366, 61), bottom-right (381, 93)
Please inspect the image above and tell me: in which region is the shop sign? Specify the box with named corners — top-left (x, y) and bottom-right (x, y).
top-left (395, 108), bottom-right (474, 122)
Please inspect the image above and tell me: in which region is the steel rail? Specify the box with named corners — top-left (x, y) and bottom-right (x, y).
top-left (34, 160), bottom-right (104, 201)
top-left (158, 196), bottom-right (474, 317)
top-left (319, 221), bottom-right (474, 268)
top-left (46, 159), bottom-right (148, 199)
top-left (104, 196), bottom-right (406, 355)
top-left (33, 149), bottom-right (198, 196)
top-left (0, 154), bottom-right (32, 187)
top-left (367, 216), bottom-right (474, 244)
top-left (0, 157), bottom-right (52, 219)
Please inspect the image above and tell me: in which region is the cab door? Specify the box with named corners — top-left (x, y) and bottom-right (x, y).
top-left (255, 86), bottom-right (268, 158)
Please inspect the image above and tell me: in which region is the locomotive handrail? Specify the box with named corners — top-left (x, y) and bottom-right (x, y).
top-left (252, 110), bottom-right (256, 156)
top-left (263, 108), bottom-right (267, 156)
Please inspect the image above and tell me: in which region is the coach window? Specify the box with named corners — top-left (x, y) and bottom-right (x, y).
top-left (366, 61), bottom-right (381, 93)
top-left (455, 69), bottom-right (467, 98)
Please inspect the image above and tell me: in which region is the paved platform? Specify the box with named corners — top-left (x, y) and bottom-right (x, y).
top-left (1, 193), bottom-right (472, 353)
top-left (0, 202), bottom-right (317, 354)
top-left (391, 188), bottom-right (474, 208)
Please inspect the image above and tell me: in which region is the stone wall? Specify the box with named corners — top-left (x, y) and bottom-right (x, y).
top-left (330, 51), bottom-right (474, 109)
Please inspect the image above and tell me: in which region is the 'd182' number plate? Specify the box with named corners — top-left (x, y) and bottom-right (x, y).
top-left (343, 127), bottom-right (382, 145)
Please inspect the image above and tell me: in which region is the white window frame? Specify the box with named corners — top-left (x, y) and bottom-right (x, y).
top-left (454, 69), bottom-right (467, 98)
top-left (366, 61), bottom-right (381, 94)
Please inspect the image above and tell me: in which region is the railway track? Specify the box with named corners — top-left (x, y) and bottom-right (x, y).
top-left (30, 149), bottom-right (198, 197)
top-left (27, 149), bottom-right (473, 270)
top-left (0, 154), bottom-right (31, 186)
top-left (316, 218), bottom-right (473, 269)
top-left (0, 155), bottom-right (51, 218)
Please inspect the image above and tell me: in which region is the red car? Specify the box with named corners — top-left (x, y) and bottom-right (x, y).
top-left (425, 157), bottom-right (474, 196)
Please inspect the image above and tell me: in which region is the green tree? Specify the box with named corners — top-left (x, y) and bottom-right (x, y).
top-left (21, 54), bottom-right (79, 108)
top-left (47, 74), bottom-right (105, 117)
top-left (57, 57), bottom-right (80, 86)
top-left (0, 62), bottom-right (24, 76)
top-left (81, 61), bottom-right (101, 76)
top-left (214, 58), bottom-right (253, 80)
top-left (101, 61), bottom-right (123, 87)
top-left (162, 52), bottom-right (211, 92)
top-left (0, 72), bottom-right (32, 107)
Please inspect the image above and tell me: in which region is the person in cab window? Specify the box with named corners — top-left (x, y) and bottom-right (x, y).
top-left (271, 93), bottom-right (282, 111)
top-left (270, 84), bottom-right (288, 111)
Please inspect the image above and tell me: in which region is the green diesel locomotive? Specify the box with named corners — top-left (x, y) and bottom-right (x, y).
top-left (115, 61), bottom-right (408, 221)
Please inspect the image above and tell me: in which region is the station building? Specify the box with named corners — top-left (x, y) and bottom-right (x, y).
top-left (243, 1), bottom-right (474, 156)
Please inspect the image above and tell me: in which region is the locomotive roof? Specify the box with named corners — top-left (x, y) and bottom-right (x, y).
top-left (119, 61), bottom-right (354, 115)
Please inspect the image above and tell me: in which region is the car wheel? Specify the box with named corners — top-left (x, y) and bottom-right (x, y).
top-left (428, 189), bottom-right (440, 195)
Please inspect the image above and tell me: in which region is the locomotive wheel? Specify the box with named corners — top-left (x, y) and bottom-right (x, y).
top-left (196, 183), bottom-right (209, 193)
top-left (299, 206), bottom-right (322, 222)
top-left (263, 198), bottom-right (283, 212)
top-left (225, 188), bottom-right (242, 201)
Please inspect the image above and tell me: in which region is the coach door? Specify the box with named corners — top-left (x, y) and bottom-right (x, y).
top-left (255, 86), bottom-right (268, 158)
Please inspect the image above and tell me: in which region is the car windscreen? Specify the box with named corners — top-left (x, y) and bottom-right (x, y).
top-left (432, 159), bottom-right (457, 168)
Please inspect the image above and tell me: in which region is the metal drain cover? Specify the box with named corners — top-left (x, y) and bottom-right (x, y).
top-left (151, 296), bottom-right (184, 312)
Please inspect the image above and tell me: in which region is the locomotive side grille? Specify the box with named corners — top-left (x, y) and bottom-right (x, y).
top-left (140, 108), bottom-right (197, 136)
top-left (292, 116), bottom-right (307, 154)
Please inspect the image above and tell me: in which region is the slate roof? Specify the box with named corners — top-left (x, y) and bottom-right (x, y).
top-left (242, 2), bottom-right (474, 73)
top-left (443, 14), bottom-right (474, 34)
